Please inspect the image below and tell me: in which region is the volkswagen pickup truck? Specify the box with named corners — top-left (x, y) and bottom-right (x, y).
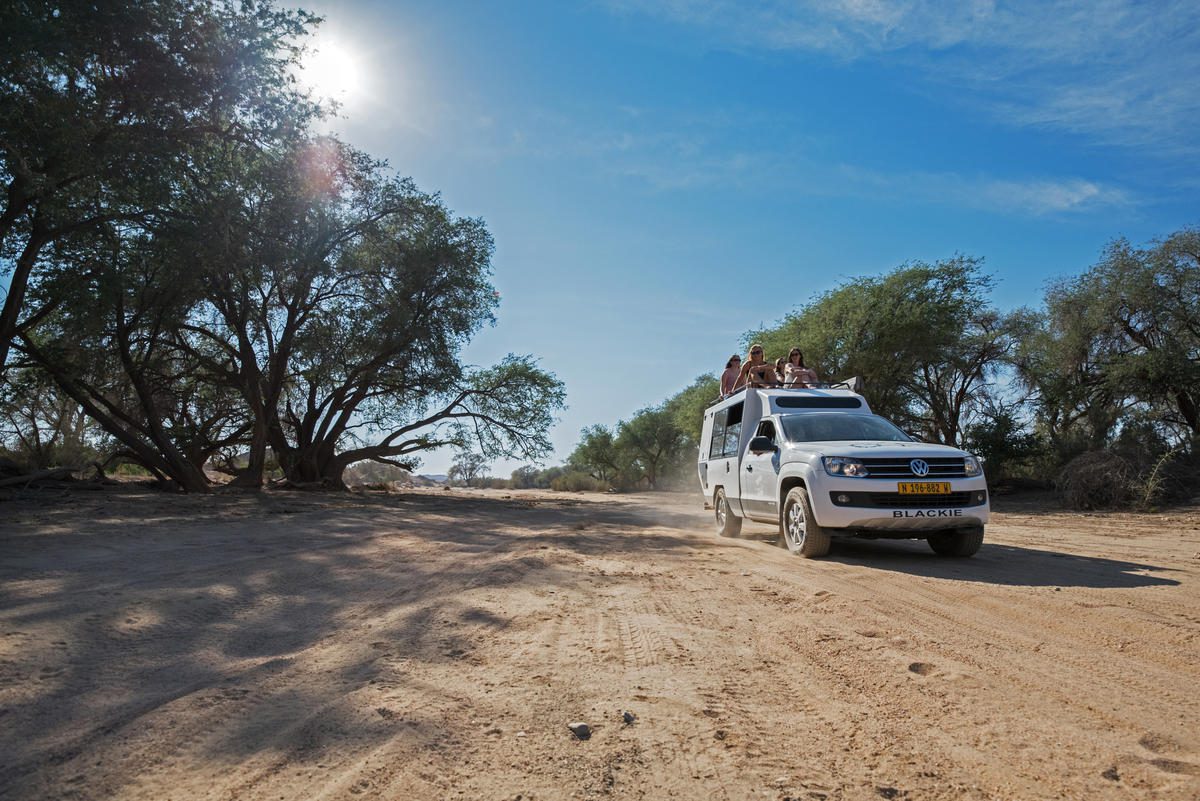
top-left (698, 387), bottom-right (989, 557)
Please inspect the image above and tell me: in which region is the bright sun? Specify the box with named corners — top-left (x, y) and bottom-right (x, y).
top-left (302, 41), bottom-right (362, 102)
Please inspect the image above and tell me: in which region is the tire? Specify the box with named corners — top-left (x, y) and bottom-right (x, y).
top-left (778, 487), bottom-right (831, 557)
top-left (927, 526), bottom-right (985, 557)
top-left (714, 488), bottom-right (742, 538)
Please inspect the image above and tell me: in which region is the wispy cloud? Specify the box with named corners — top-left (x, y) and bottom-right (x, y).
top-left (573, 120), bottom-right (1134, 214)
top-left (536, 108), bottom-right (1135, 215)
top-left (837, 165), bottom-right (1133, 215)
top-left (605, 1), bottom-right (1200, 154)
top-left (427, 99), bottom-right (1134, 216)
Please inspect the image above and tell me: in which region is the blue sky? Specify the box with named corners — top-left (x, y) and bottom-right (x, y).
top-left (301, 0), bottom-right (1200, 475)
top-left (6, 1), bottom-right (1195, 476)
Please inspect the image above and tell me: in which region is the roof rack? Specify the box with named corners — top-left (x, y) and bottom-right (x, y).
top-left (706, 377), bottom-right (864, 409)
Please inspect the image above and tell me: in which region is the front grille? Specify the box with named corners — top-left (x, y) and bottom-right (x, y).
top-left (858, 457), bottom-right (967, 479)
top-left (830, 491), bottom-right (985, 509)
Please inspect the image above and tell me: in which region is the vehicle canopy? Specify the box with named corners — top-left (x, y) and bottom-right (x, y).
top-left (700, 385), bottom-right (873, 463)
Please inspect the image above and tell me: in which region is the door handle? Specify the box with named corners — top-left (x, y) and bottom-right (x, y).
top-left (746, 465), bottom-right (753, 472)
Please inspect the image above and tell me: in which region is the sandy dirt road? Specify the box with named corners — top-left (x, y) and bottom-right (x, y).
top-left (1, 487), bottom-right (1198, 801)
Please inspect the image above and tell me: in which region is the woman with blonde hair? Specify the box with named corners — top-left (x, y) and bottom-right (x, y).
top-left (739, 343), bottom-right (780, 387)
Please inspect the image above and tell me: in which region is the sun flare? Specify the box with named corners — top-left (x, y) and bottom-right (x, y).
top-left (302, 41), bottom-right (362, 101)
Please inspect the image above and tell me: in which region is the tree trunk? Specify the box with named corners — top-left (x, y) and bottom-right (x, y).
top-left (0, 229), bottom-right (49, 376)
top-left (1175, 389), bottom-right (1199, 434)
top-left (231, 419), bottom-right (269, 488)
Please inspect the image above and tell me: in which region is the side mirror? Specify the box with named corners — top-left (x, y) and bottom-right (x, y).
top-left (748, 436), bottom-right (776, 454)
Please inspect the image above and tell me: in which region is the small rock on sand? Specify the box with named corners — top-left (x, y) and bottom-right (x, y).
top-left (568, 722), bottom-right (591, 740)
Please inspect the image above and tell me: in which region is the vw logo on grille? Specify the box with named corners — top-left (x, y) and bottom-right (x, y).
top-left (910, 459), bottom-right (930, 476)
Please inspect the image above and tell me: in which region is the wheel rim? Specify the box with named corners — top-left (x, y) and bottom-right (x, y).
top-left (785, 500), bottom-right (806, 548)
top-left (716, 495), bottom-right (727, 529)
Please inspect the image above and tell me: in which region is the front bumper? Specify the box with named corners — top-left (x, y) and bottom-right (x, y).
top-left (808, 473), bottom-right (990, 531)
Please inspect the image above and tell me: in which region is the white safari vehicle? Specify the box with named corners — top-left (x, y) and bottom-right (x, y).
top-left (698, 386), bottom-right (989, 557)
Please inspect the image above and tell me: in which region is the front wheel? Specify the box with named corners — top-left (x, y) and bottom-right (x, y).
top-left (714, 489), bottom-right (742, 538)
top-left (778, 487), bottom-right (831, 557)
top-left (927, 526), bottom-right (985, 557)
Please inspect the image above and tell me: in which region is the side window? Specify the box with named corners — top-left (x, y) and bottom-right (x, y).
top-left (721, 402), bottom-right (744, 458)
top-left (755, 420), bottom-right (776, 445)
top-left (708, 409), bottom-right (727, 459)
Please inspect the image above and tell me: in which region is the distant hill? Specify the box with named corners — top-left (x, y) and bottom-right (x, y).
top-left (420, 474), bottom-right (448, 484)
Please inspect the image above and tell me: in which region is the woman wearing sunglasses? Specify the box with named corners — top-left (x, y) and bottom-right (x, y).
top-left (739, 344), bottom-right (781, 388)
top-left (720, 354), bottom-right (744, 397)
top-left (783, 348), bottom-right (819, 387)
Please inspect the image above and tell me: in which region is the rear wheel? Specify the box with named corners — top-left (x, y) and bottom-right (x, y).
top-left (778, 487), bottom-right (831, 558)
top-left (927, 526), bottom-right (985, 557)
top-left (714, 489), bottom-right (742, 538)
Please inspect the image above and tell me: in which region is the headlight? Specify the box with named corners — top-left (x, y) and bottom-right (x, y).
top-left (823, 456), bottom-right (870, 477)
top-left (963, 455), bottom-right (982, 477)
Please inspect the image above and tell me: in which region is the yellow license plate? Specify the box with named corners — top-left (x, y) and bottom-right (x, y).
top-left (897, 482), bottom-right (951, 495)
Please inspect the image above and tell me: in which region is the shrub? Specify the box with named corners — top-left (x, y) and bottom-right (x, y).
top-left (549, 471), bottom-right (607, 492)
top-left (1057, 451), bottom-right (1138, 510)
top-left (1137, 447), bottom-right (1200, 508)
top-left (113, 462), bottom-right (153, 477)
top-left (963, 410), bottom-right (1043, 489)
top-left (479, 477), bottom-right (513, 489)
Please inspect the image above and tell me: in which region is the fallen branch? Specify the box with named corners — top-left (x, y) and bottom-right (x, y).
top-left (269, 477), bottom-right (335, 491)
top-left (0, 467), bottom-right (80, 488)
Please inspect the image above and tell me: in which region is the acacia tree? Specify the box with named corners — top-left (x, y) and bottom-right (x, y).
top-left (15, 222), bottom-right (247, 490)
top-left (1011, 307), bottom-right (1128, 453)
top-left (1010, 226), bottom-right (1200, 463)
top-left (170, 137), bottom-right (406, 487)
top-left (0, 0), bottom-right (320, 374)
top-left (0, 366), bottom-right (102, 469)
top-left (750, 257), bottom-right (1010, 444)
top-left (567, 424), bottom-right (622, 485)
top-left (448, 451), bottom-right (489, 488)
top-left (616, 406), bottom-right (686, 489)
top-left (4, 3), bottom-right (564, 491)
top-left (1060, 228), bottom-right (1200, 437)
top-left (911, 308), bottom-right (1028, 445)
top-left (169, 139), bottom-right (565, 488)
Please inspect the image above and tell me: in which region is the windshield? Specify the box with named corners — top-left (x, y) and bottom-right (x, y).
top-left (780, 413), bottom-right (911, 443)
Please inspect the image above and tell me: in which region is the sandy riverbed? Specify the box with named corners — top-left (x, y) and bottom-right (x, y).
top-left (1, 486), bottom-right (1198, 800)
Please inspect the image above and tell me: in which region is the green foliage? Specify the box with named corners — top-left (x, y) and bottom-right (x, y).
top-left (448, 450), bottom-right (489, 487)
top-left (549, 471), bottom-right (608, 492)
top-left (567, 424), bottom-right (621, 484)
top-left (615, 406), bottom-right (687, 490)
top-left (112, 462), bottom-right (152, 477)
top-left (961, 403), bottom-right (1043, 487)
top-left (566, 387), bottom-right (705, 491)
top-left (511, 464), bottom-right (570, 489)
top-left (0, 0), bottom-right (322, 372)
top-left (343, 460), bottom-right (419, 487)
top-left (0, 367), bottom-right (104, 469)
top-left (1041, 227), bottom-right (1200, 438)
top-left (0, 2), bottom-right (565, 491)
top-left (663, 374), bottom-right (719, 444)
top-left (559, 227), bottom-right (1200, 507)
top-left (746, 256), bottom-right (1013, 444)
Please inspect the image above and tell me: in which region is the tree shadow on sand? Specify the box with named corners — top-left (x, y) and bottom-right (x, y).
top-left (0, 489), bottom-right (709, 799)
